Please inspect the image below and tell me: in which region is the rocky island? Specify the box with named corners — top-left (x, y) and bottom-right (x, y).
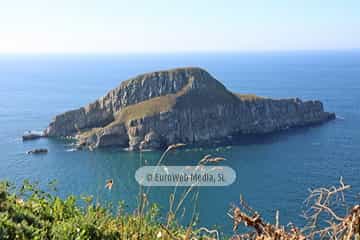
top-left (44, 67), bottom-right (335, 151)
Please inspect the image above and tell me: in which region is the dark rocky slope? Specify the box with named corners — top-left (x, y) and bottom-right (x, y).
top-left (45, 67), bottom-right (335, 150)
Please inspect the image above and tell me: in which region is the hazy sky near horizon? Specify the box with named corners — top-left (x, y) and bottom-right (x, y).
top-left (0, 0), bottom-right (359, 53)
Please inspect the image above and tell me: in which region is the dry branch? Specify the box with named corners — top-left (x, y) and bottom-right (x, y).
top-left (229, 178), bottom-right (360, 240)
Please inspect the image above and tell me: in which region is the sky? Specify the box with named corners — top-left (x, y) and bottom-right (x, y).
top-left (0, 0), bottom-right (359, 53)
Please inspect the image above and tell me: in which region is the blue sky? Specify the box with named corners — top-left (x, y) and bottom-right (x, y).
top-left (0, 0), bottom-right (359, 53)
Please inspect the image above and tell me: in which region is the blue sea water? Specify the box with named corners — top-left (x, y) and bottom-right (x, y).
top-left (0, 51), bottom-right (359, 233)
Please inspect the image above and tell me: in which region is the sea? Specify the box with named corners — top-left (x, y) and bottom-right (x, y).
top-left (0, 51), bottom-right (359, 234)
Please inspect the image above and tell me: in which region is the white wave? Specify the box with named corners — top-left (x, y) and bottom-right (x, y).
top-left (65, 148), bottom-right (77, 152)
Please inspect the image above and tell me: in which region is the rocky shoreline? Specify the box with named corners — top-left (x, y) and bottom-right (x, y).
top-left (44, 67), bottom-right (335, 151)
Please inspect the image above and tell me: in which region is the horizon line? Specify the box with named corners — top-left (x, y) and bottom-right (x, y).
top-left (0, 48), bottom-right (359, 56)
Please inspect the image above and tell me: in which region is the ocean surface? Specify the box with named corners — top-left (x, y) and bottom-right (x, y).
top-left (0, 51), bottom-right (359, 233)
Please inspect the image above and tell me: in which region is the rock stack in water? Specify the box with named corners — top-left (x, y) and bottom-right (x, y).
top-left (45, 67), bottom-right (335, 150)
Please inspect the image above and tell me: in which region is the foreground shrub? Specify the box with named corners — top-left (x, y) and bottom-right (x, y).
top-left (0, 181), bottom-right (207, 240)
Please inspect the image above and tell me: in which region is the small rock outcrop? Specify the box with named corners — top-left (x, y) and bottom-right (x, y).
top-left (45, 67), bottom-right (335, 150)
top-left (26, 148), bottom-right (48, 154)
top-left (22, 131), bottom-right (44, 141)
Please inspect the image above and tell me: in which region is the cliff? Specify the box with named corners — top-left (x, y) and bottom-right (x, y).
top-left (45, 67), bottom-right (335, 150)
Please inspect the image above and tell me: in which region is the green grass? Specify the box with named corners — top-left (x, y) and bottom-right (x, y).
top-left (234, 93), bottom-right (264, 101)
top-left (114, 94), bottom-right (177, 124)
top-left (77, 127), bottom-right (103, 139)
top-left (113, 78), bottom-right (243, 124)
top-left (0, 147), bottom-right (224, 240)
top-left (0, 181), bottom-right (210, 240)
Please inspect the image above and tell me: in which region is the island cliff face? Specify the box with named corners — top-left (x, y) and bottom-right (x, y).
top-left (45, 67), bottom-right (335, 150)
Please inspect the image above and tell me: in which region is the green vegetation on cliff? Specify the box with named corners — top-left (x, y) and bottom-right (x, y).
top-left (1, 178), bottom-right (359, 240)
top-left (0, 181), bottom-right (209, 240)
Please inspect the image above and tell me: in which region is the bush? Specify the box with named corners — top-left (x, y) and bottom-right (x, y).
top-left (0, 181), bottom-right (197, 240)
